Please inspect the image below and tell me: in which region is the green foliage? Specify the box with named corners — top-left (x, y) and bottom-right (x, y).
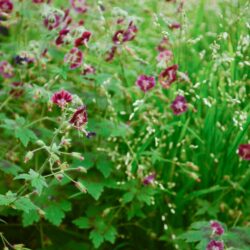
top-left (0, 0), bottom-right (249, 249)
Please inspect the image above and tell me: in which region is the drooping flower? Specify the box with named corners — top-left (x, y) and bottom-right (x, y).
top-left (206, 240), bottom-right (224, 250)
top-left (44, 12), bottom-right (61, 30)
top-left (157, 37), bottom-right (170, 52)
top-left (9, 82), bottom-right (24, 98)
top-left (86, 131), bottom-right (96, 139)
top-left (70, 0), bottom-right (87, 13)
top-left (170, 95), bottom-right (188, 115)
top-left (0, 0), bottom-right (13, 14)
top-left (123, 21), bottom-right (138, 42)
top-left (112, 21), bottom-right (138, 44)
top-left (238, 144), bottom-right (250, 160)
top-left (143, 173), bottom-right (156, 185)
top-left (105, 46), bottom-right (117, 62)
top-left (169, 22), bottom-right (181, 30)
top-left (51, 90), bottom-right (73, 108)
top-left (0, 61), bottom-right (14, 78)
top-left (157, 50), bottom-right (173, 63)
top-left (14, 54), bottom-right (34, 65)
top-left (210, 221), bottom-right (224, 236)
top-left (159, 64), bottom-right (178, 88)
top-left (69, 105), bottom-right (88, 129)
top-left (74, 30), bottom-right (91, 47)
top-left (82, 65), bottom-right (96, 75)
top-left (55, 28), bottom-right (70, 45)
top-left (136, 75), bottom-right (156, 92)
top-left (64, 47), bottom-right (83, 69)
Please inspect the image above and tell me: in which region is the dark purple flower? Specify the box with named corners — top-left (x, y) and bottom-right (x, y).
top-left (0, 0), bottom-right (13, 14)
top-left (86, 131), bottom-right (96, 139)
top-left (44, 13), bottom-right (61, 30)
top-left (64, 47), bottom-right (83, 69)
top-left (210, 221), bottom-right (224, 236)
top-left (70, 106), bottom-right (88, 129)
top-left (143, 173), bottom-right (156, 185)
top-left (9, 82), bottom-right (24, 98)
top-left (105, 46), bottom-right (117, 62)
top-left (0, 61), bottom-right (14, 78)
top-left (74, 31), bottom-right (91, 47)
top-left (159, 64), bottom-right (178, 88)
top-left (136, 75), bottom-right (156, 92)
top-left (157, 37), bottom-right (169, 52)
top-left (238, 144), bottom-right (250, 160)
top-left (51, 90), bottom-right (72, 108)
top-left (112, 21), bottom-right (138, 44)
top-left (170, 95), bottom-right (188, 115)
top-left (14, 55), bottom-right (34, 65)
top-left (169, 22), bottom-right (181, 30)
top-left (55, 28), bottom-right (70, 45)
top-left (70, 0), bottom-right (87, 13)
top-left (206, 240), bottom-right (224, 250)
top-left (123, 21), bottom-right (138, 42)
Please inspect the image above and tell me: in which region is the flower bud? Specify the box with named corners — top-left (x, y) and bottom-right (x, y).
top-left (71, 152), bottom-right (84, 160)
top-left (75, 182), bottom-right (87, 193)
top-left (24, 151), bottom-right (34, 163)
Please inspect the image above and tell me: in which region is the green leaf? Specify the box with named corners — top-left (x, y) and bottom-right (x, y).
top-left (89, 230), bottom-right (104, 248)
top-left (45, 205), bottom-right (65, 226)
top-left (103, 226), bottom-right (117, 244)
top-left (0, 160), bottom-right (22, 175)
top-left (96, 159), bottom-right (113, 178)
top-left (14, 197), bottom-right (37, 213)
top-left (122, 192), bottom-right (135, 204)
top-left (0, 191), bottom-right (16, 206)
top-left (15, 169), bottom-right (47, 195)
top-left (15, 127), bottom-right (37, 147)
top-left (73, 217), bottom-right (91, 229)
top-left (44, 200), bottom-right (71, 226)
top-left (81, 181), bottom-right (104, 200)
top-left (22, 210), bottom-right (40, 227)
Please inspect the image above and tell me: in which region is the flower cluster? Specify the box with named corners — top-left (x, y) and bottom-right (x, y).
top-left (206, 221), bottom-right (224, 250)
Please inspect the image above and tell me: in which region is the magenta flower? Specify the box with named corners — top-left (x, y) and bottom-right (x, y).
top-left (51, 90), bottom-right (72, 108)
top-left (143, 173), bottom-right (156, 185)
top-left (70, 0), bottom-right (87, 13)
top-left (136, 75), bottom-right (156, 92)
top-left (69, 106), bottom-right (88, 129)
top-left (55, 28), bottom-right (70, 46)
top-left (0, 0), bottom-right (13, 14)
top-left (170, 95), bottom-right (188, 115)
top-left (206, 240), bottom-right (224, 250)
top-left (238, 144), bottom-right (250, 160)
top-left (157, 50), bottom-right (173, 63)
top-left (74, 31), bottom-right (91, 47)
top-left (64, 47), bottom-right (83, 69)
top-left (210, 221), bottom-right (224, 236)
top-left (44, 13), bottom-right (61, 30)
top-left (159, 64), bottom-right (178, 88)
top-left (0, 61), bottom-right (14, 78)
